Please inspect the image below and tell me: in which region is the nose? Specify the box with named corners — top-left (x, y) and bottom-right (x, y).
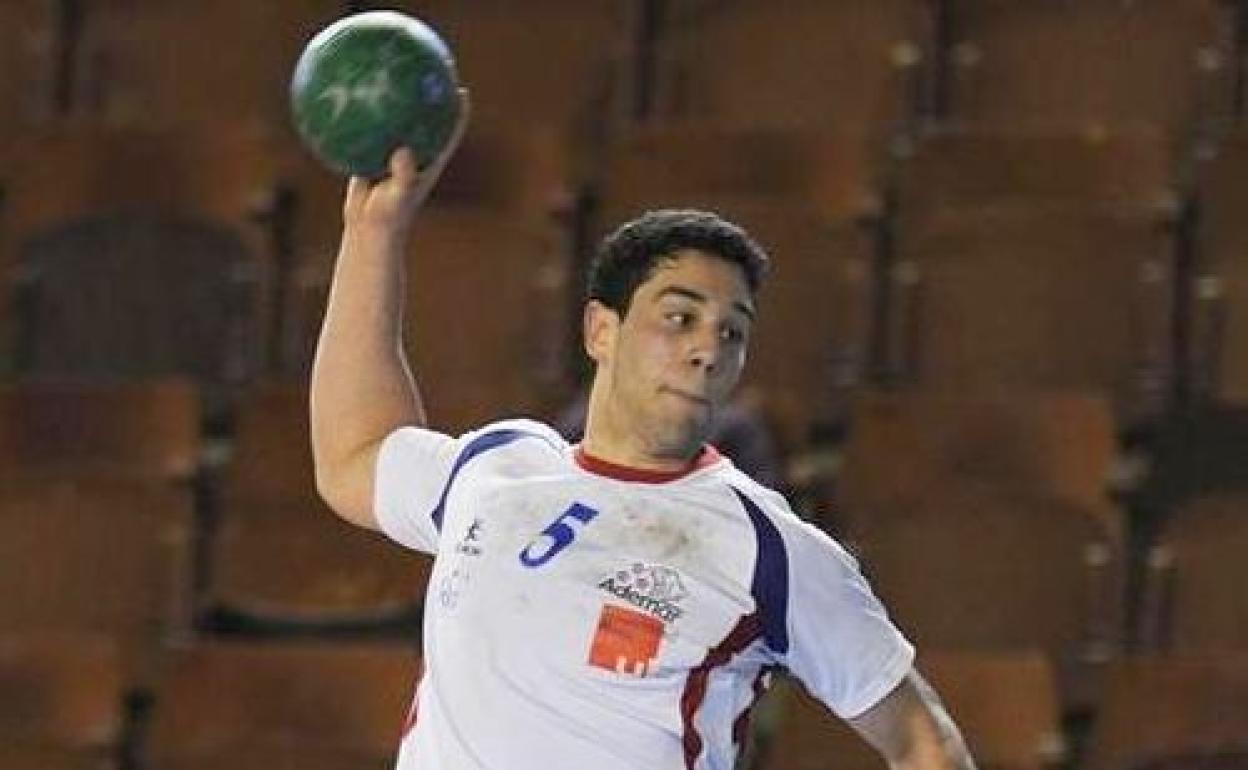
top-left (687, 331), bottom-right (722, 372)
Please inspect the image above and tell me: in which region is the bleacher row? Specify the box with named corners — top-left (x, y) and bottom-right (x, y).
top-left (4, 1), bottom-right (1248, 769)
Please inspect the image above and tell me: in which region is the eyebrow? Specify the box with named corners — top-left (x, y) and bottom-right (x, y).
top-left (657, 285), bottom-right (756, 321)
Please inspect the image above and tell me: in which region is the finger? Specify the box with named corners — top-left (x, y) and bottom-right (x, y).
top-left (389, 146), bottom-right (419, 186)
top-left (424, 88), bottom-right (471, 178)
top-left (343, 176), bottom-right (369, 217)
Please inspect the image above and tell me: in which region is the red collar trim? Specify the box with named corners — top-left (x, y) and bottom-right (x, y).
top-left (573, 444), bottom-right (721, 483)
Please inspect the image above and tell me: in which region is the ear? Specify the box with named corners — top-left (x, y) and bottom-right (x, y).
top-left (583, 299), bottom-right (619, 364)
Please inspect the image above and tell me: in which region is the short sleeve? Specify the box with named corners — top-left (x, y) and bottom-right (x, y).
top-left (373, 425), bottom-right (461, 553)
top-left (780, 518), bottom-right (915, 719)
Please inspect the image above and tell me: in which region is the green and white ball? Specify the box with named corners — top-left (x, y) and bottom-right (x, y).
top-left (290, 11), bottom-right (461, 177)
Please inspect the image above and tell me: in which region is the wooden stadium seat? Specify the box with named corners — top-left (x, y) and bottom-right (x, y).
top-left (146, 641), bottom-right (417, 770)
top-left (205, 381), bottom-right (430, 632)
top-left (13, 214), bottom-right (260, 386)
top-left (895, 126), bottom-right (1178, 225)
top-left (0, 125), bottom-right (281, 380)
top-left (0, 379), bottom-right (200, 482)
top-left (0, 633), bottom-right (124, 770)
top-left (0, 123), bottom-right (283, 237)
top-left (758, 651), bottom-right (1064, 770)
top-left (432, 125), bottom-right (579, 218)
top-left (223, 380), bottom-right (315, 504)
top-left (1194, 128), bottom-right (1248, 403)
top-left (850, 484), bottom-right (1125, 707)
top-left (599, 125), bottom-right (885, 221)
top-left (838, 390), bottom-right (1121, 525)
top-left (0, 479), bottom-right (194, 681)
top-left (281, 123), bottom-right (581, 329)
top-left (653, 0), bottom-right (932, 130)
top-left (1085, 656), bottom-right (1248, 770)
top-left (399, 0), bottom-right (636, 143)
top-left (888, 207), bottom-right (1176, 420)
top-left (943, 0), bottom-right (1234, 131)
top-left (203, 501), bottom-right (431, 633)
top-left (0, 0), bottom-right (57, 131)
top-left (1138, 494), bottom-right (1248, 653)
top-left (75, 0), bottom-right (342, 129)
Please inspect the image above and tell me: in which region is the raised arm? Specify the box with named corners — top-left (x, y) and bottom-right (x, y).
top-left (309, 92), bottom-right (470, 530)
top-left (846, 668), bottom-right (977, 770)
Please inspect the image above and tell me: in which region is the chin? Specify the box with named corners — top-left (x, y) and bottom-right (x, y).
top-left (652, 412), bottom-right (713, 458)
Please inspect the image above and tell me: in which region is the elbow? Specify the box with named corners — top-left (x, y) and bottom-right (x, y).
top-left (312, 457), bottom-right (379, 531)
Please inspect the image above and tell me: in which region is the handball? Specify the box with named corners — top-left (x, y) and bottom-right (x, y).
top-left (290, 11), bottom-right (461, 177)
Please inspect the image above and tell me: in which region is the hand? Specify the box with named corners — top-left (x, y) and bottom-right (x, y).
top-left (342, 87), bottom-right (471, 237)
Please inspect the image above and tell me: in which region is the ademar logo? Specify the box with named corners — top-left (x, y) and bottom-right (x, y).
top-left (598, 562), bottom-right (687, 622)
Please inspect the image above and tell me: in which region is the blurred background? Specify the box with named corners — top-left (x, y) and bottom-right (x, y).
top-left (3, 1), bottom-right (1248, 769)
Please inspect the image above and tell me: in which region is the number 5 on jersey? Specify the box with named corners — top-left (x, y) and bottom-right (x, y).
top-left (519, 503), bottom-right (599, 568)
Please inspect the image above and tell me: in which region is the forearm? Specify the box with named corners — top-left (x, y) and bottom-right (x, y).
top-left (849, 672), bottom-right (977, 770)
top-left (309, 221), bottom-right (426, 521)
top-left (888, 689), bottom-right (976, 770)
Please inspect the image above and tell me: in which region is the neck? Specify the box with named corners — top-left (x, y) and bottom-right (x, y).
top-left (579, 431), bottom-right (702, 472)
top-left (582, 380), bottom-right (702, 472)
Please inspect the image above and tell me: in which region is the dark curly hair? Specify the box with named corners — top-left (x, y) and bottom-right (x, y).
top-left (587, 209), bottom-right (770, 317)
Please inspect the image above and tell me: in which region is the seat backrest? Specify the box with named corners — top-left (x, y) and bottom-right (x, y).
top-left (16, 213), bottom-right (259, 384)
top-left (75, 0), bottom-right (343, 129)
top-left (852, 484), bottom-right (1125, 660)
top-left (599, 125), bottom-right (884, 221)
top-left (1086, 656), bottom-right (1248, 770)
top-left (0, 479), bottom-right (194, 680)
top-left (921, 650), bottom-right (1065, 770)
top-left (890, 207), bottom-right (1174, 413)
top-left (0, 633), bottom-right (124, 749)
top-left (944, 0), bottom-right (1234, 130)
top-left (0, 379), bottom-right (200, 481)
top-left (206, 499), bottom-right (432, 625)
top-left (1142, 494), bottom-right (1248, 653)
top-left (655, 0), bottom-right (932, 130)
top-left (225, 380), bottom-right (314, 504)
top-left (147, 641), bottom-right (419, 761)
top-left (414, 0), bottom-right (636, 137)
top-left (762, 650), bottom-right (1064, 770)
top-left (840, 389), bottom-right (1119, 517)
top-left (0, 0), bottom-right (57, 129)
top-left (895, 126), bottom-right (1177, 225)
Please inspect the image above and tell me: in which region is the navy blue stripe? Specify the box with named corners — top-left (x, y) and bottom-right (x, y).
top-left (732, 488), bottom-right (790, 654)
top-left (429, 429), bottom-right (532, 532)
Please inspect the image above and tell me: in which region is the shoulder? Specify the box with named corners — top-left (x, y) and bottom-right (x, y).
top-left (458, 417), bottom-right (570, 455)
top-left (715, 464), bottom-right (796, 525)
top-left (715, 464), bottom-right (859, 567)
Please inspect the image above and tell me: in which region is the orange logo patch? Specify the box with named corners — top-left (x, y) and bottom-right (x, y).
top-left (588, 604), bottom-right (663, 677)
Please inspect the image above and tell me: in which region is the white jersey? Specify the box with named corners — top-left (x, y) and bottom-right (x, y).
top-left (374, 418), bottom-right (914, 770)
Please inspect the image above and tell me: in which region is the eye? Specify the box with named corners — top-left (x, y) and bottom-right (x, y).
top-left (664, 311), bottom-right (693, 327)
top-left (721, 325), bottom-right (746, 344)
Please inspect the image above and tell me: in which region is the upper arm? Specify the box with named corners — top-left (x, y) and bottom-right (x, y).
top-left (319, 425), bottom-right (462, 554)
top-left (315, 439), bottom-right (386, 531)
top-left (845, 669), bottom-right (976, 770)
top-left (776, 514), bottom-right (916, 718)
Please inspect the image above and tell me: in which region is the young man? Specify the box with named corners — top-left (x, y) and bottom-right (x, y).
top-left (310, 95), bottom-right (975, 770)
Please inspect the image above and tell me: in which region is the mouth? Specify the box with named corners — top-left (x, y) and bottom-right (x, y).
top-left (660, 386), bottom-right (711, 407)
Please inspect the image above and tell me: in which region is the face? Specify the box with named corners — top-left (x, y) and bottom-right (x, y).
top-left (585, 249), bottom-right (756, 462)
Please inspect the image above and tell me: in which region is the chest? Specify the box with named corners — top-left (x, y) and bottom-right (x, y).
top-left (427, 470), bottom-right (763, 675)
